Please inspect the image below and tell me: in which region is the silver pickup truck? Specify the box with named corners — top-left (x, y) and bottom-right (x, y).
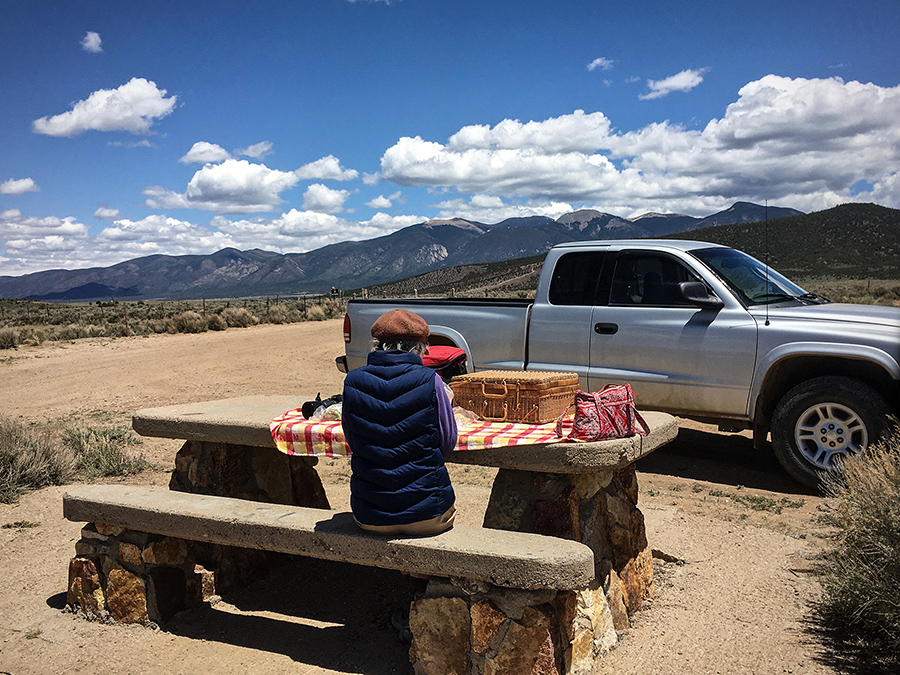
top-left (336, 239), bottom-right (900, 487)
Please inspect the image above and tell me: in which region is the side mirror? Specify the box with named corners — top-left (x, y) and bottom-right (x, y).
top-left (677, 281), bottom-right (723, 309)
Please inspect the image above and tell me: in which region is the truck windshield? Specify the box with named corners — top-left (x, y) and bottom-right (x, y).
top-left (690, 247), bottom-right (808, 306)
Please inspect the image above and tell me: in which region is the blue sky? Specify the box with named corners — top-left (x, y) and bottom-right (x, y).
top-left (2, 0), bottom-right (899, 276)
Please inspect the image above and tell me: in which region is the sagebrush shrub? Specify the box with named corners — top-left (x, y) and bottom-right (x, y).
top-left (51, 323), bottom-right (102, 341)
top-left (0, 326), bottom-right (19, 350)
top-left (21, 328), bottom-right (47, 346)
top-left (267, 304), bottom-right (287, 324)
top-left (306, 305), bottom-right (326, 321)
top-left (0, 418), bottom-right (76, 503)
top-left (816, 424), bottom-right (900, 667)
top-left (173, 311), bottom-right (207, 333)
top-left (206, 313), bottom-right (228, 331)
top-left (222, 307), bottom-right (257, 327)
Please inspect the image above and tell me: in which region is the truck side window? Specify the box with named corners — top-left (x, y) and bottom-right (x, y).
top-left (548, 252), bottom-right (606, 306)
top-left (610, 253), bottom-right (700, 306)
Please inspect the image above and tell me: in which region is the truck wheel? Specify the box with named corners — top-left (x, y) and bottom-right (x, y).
top-left (771, 376), bottom-right (892, 489)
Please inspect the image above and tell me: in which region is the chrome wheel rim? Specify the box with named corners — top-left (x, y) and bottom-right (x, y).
top-left (795, 402), bottom-right (868, 470)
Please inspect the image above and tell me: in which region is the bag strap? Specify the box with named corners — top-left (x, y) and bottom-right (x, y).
top-left (555, 402), bottom-right (574, 438)
top-left (633, 408), bottom-right (651, 436)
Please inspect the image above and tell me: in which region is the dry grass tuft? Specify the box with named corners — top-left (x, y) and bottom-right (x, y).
top-left (0, 418), bottom-right (76, 503)
top-left (63, 426), bottom-right (148, 479)
top-left (814, 423), bottom-right (900, 670)
top-left (0, 326), bottom-right (20, 350)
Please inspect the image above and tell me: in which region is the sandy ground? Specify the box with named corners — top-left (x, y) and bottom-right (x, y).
top-left (0, 320), bottom-right (843, 674)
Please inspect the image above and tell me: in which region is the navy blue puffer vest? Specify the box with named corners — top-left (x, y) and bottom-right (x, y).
top-left (342, 350), bottom-right (455, 526)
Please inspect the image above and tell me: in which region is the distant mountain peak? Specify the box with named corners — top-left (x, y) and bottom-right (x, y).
top-left (556, 209), bottom-right (609, 224)
top-left (630, 211), bottom-right (689, 221)
top-left (423, 218), bottom-right (483, 232)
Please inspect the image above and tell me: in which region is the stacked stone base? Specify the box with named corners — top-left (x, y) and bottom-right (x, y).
top-left (410, 576), bottom-right (619, 675)
top-left (67, 523), bottom-right (276, 625)
top-left (168, 440), bottom-right (330, 509)
top-left (484, 464), bottom-right (654, 632)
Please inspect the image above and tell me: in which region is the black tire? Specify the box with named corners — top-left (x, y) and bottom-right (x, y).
top-left (771, 376), bottom-right (893, 489)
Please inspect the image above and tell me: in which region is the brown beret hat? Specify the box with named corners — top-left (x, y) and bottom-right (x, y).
top-left (371, 309), bottom-right (429, 342)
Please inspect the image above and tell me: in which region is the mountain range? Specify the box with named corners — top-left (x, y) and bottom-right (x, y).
top-left (0, 202), bottom-right (803, 301)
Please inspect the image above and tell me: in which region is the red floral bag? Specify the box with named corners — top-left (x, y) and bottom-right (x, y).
top-left (556, 384), bottom-right (650, 441)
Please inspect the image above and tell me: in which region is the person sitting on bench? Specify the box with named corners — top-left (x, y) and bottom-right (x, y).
top-left (342, 309), bottom-right (457, 536)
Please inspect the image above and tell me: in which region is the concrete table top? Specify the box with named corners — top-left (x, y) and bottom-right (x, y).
top-left (133, 394), bottom-right (678, 474)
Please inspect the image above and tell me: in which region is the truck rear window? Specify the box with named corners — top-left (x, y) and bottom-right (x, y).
top-left (548, 252), bottom-right (606, 306)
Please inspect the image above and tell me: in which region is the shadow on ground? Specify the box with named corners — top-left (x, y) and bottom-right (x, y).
top-left (165, 556), bottom-right (416, 675)
top-left (801, 604), bottom-right (900, 675)
top-left (636, 425), bottom-right (817, 495)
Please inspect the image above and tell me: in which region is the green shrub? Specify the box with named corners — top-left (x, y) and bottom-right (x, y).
top-left (172, 311), bottom-right (207, 334)
top-left (0, 418), bottom-right (76, 503)
top-left (815, 425), bottom-right (900, 668)
top-left (0, 326), bottom-right (20, 350)
top-left (63, 426), bottom-right (148, 479)
top-left (222, 307), bottom-right (257, 327)
top-left (206, 313), bottom-right (228, 331)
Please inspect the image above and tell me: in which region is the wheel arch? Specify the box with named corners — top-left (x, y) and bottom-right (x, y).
top-left (752, 353), bottom-right (900, 447)
top-left (426, 326), bottom-right (474, 373)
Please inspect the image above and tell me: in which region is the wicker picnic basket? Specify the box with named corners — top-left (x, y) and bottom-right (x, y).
top-left (450, 370), bottom-right (579, 424)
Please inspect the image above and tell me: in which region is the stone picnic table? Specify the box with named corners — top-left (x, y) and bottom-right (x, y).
top-left (133, 394), bottom-right (677, 627)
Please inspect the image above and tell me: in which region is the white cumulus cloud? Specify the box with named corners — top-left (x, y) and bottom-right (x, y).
top-left (236, 141), bottom-right (273, 159)
top-left (303, 184), bottom-right (351, 214)
top-left (587, 57), bottom-right (613, 72)
top-left (32, 78), bottom-right (177, 137)
top-left (0, 178), bottom-right (39, 195)
top-left (640, 68), bottom-right (709, 100)
top-left (447, 110), bottom-right (612, 153)
top-left (380, 75), bottom-right (900, 215)
top-left (366, 195), bottom-right (393, 209)
top-left (295, 155), bottom-right (359, 181)
top-left (93, 206), bottom-right (121, 220)
top-left (95, 215), bottom-right (236, 255)
top-left (144, 159), bottom-right (301, 214)
top-left (434, 195), bottom-right (574, 223)
top-left (81, 31), bottom-right (103, 53)
top-left (180, 142), bottom-right (232, 164)
top-left (0, 209), bottom-right (94, 274)
top-left (212, 209), bottom-right (422, 254)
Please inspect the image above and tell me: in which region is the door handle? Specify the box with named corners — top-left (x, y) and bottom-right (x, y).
top-left (594, 322), bottom-right (618, 334)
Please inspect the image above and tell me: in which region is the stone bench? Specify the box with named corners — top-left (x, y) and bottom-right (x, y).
top-left (65, 484), bottom-right (614, 674)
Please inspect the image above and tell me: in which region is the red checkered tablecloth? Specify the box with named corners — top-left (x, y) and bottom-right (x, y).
top-left (269, 408), bottom-right (570, 457)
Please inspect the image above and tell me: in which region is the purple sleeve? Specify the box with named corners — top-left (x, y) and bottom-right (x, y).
top-left (435, 373), bottom-right (458, 458)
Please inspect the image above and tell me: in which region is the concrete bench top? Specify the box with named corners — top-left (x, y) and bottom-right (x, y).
top-left (132, 394), bottom-right (677, 473)
top-left (64, 484), bottom-right (594, 591)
